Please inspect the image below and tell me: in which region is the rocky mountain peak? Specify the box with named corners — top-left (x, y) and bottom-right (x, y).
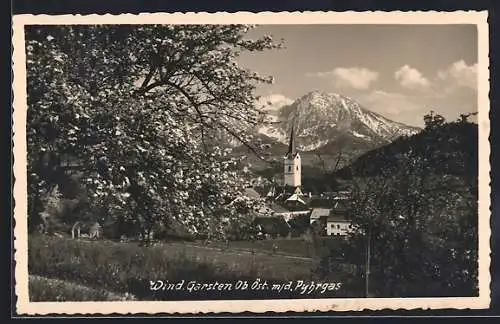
top-left (257, 91), bottom-right (421, 153)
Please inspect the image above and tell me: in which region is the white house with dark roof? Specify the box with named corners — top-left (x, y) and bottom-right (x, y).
top-left (326, 199), bottom-right (353, 237)
top-left (326, 216), bottom-right (352, 236)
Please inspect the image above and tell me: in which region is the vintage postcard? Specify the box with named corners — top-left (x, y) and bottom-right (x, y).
top-left (12, 11), bottom-right (491, 315)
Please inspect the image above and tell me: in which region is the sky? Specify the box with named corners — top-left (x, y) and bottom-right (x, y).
top-left (237, 24), bottom-right (478, 127)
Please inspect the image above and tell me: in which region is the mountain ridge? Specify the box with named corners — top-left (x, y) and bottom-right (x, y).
top-left (257, 90), bottom-right (421, 152)
top-left (234, 90), bottom-right (422, 173)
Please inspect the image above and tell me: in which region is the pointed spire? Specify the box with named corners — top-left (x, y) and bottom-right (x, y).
top-left (286, 125), bottom-right (296, 158)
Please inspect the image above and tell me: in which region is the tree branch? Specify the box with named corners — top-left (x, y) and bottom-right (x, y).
top-left (139, 65), bottom-right (157, 90)
top-left (215, 121), bottom-right (266, 162)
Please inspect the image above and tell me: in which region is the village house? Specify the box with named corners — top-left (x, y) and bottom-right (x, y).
top-left (326, 216), bottom-right (352, 236)
top-left (326, 199), bottom-right (353, 237)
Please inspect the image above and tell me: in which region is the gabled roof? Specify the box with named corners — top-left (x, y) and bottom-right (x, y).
top-left (330, 207), bottom-right (349, 222)
top-left (310, 208), bottom-right (331, 219)
top-left (327, 215), bottom-right (350, 223)
top-left (293, 186), bottom-right (304, 196)
top-left (332, 198), bottom-right (350, 211)
top-left (285, 193), bottom-right (306, 205)
top-left (266, 185), bottom-right (306, 203)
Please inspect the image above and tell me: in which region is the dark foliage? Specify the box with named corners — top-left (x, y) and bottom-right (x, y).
top-left (318, 115), bottom-right (479, 297)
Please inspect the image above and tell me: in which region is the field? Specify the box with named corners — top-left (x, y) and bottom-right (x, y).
top-left (192, 238), bottom-right (313, 257)
top-left (195, 237), bottom-right (349, 259)
top-left (28, 235), bottom-right (361, 301)
top-left (29, 275), bottom-right (136, 302)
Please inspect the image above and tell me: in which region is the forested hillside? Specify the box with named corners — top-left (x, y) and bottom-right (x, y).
top-left (319, 112), bottom-right (479, 297)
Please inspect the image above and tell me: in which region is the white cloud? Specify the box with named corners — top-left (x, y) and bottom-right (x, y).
top-left (394, 65), bottom-right (431, 90)
top-left (359, 84), bottom-right (477, 127)
top-left (394, 60), bottom-right (477, 95)
top-left (307, 67), bottom-right (379, 90)
top-left (360, 90), bottom-right (423, 117)
top-left (256, 94), bottom-right (294, 111)
top-left (437, 60), bottom-right (477, 90)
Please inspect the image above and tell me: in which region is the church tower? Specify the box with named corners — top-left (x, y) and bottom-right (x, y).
top-left (283, 125), bottom-right (301, 188)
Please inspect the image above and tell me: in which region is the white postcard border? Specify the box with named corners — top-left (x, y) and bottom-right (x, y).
top-left (12, 10), bottom-right (491, 315)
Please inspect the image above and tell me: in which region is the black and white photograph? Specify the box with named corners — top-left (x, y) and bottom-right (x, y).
top-left (12, 11), bottom-right (491, 314)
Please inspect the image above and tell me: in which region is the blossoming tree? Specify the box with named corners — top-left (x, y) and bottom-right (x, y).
top-left (26, 24), bottom-right (281, 241)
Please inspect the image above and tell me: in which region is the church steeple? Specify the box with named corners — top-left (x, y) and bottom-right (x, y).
top-left (283, 124), bottom-right (301, 188)
top-left (285, 125), bottom-right (297, 159)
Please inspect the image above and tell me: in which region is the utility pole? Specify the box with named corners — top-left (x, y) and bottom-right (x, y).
top-left (365, 226), bottom-right (371, 298)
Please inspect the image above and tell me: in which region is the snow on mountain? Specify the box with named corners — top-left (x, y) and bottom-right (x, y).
top-left (257, 125), bottom-right (287, 143)
top-left (299, 139), bottom-right (330, 151)
top-left (256, 94), bottom-right (294, 145)
top-left (256, 91), bottom-right (421, 152)
top-left (349, 130), bottom-right (370, 139)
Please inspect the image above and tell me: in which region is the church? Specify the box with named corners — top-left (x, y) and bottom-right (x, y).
top-left (266, 125), bottom-right (307, 207)
top-left (246, 125), bottom-right (350, 238)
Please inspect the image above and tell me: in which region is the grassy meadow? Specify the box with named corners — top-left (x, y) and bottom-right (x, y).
top-left (28, 234), bottom-right (361, 301)
top-left (29, 275), bottom-right (136, 302)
